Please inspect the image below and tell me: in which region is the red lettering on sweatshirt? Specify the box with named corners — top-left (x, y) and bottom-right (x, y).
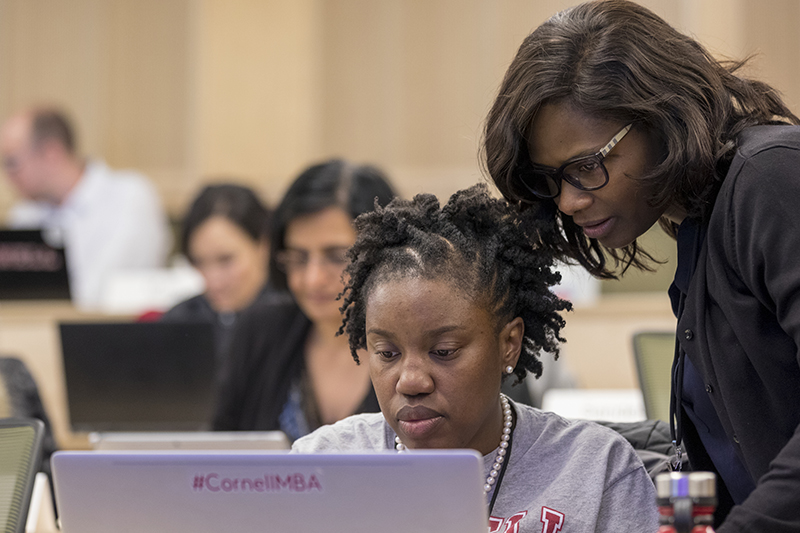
top-left (540, 506), bottom-right (565, 533)
top-left (488, 511), bottom-right (528, 532)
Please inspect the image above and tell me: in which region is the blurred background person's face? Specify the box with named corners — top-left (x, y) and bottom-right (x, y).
top-left (0, 115), bottom-right (49, 201)
top-left (280, 206), bottom-right (355, 327)
top-left (188, 214), bottom-right (268, 313)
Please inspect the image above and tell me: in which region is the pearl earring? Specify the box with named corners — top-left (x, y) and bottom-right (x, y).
top-left (505, 365), bottom-right (514, 374)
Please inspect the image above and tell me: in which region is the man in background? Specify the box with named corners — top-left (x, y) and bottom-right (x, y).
top-left (0, 107), bottom-right (172, 308)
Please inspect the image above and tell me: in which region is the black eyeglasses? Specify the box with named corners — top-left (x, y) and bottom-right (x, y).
top-left (275, 247), bottom-right (350, 274)
top-left (519, 124), bottom-right (632, 199)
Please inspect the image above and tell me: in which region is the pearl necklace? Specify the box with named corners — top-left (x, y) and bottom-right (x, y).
top-left (394, 394), bottom-right (514, 495)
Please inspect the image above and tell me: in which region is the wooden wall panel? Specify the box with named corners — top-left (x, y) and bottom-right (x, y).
top-left (0, 0), bottom-right (193, 214)
top-left (192, 0), bottom-right (322, 205)
top-left (0, 0), bottom-right (109, 214)
top-left (316, 0), bottom-right (687, 201)
top-left (318, 1), bottom-right (584, 200)
top-left (0, 0), bottom-right (798, 226)
top-left (741, 0), bottom-right (800, 112)
top-left (103, 0), bottom-right (191, 171)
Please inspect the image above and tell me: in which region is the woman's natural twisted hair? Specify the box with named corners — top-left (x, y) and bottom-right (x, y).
top-left (483, 0), bottom-right (799, 279)
top-left (338, 184), bottom-right (571, 383)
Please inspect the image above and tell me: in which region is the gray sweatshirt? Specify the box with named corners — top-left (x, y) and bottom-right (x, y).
top-left (292, 399), bottom-right (659, 532)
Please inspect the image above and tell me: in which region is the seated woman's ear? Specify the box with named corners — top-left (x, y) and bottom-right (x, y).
top-left (500, 317), bottom-right (524, 370)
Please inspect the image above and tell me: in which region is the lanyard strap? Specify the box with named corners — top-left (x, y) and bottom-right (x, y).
top-left (669, 332), bottom-right (685, 471)
top-left (669, 218), bottom-right (706, 472)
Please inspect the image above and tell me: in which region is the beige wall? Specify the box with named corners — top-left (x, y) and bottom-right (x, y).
top-left (1, 0), bottom-right (798, 281)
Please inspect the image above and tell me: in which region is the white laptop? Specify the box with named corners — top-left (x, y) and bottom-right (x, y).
top-left (52, 451), bottom-right (487, 533)
top-left (542, 388), bottom-right (647, 422)
top-left (88, 431), bottom-right (290, 451)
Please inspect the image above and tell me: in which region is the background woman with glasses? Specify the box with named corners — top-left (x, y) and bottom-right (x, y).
top-left (483, 1), bottom-right (800, 531)
top-left (213, 159), bottom-right (395, 440)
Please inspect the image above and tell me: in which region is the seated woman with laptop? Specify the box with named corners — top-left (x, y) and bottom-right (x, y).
top-left (213, 159), bottom-right (396, 439)
top-left (161, 183), bottom-right (273, 385)
top-left (292, 185), bottom-right (658, 531)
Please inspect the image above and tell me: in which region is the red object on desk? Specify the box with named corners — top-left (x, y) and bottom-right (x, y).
top-left (136, 310), bottom-right (164, 322)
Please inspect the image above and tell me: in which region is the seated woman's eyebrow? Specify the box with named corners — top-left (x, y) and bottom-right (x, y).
top-left (425, 325), bottom-right (466, 335)
top-left (366, 327), bottom-right (394, 337)
top-left (367, 324), bottom-right (465, 337)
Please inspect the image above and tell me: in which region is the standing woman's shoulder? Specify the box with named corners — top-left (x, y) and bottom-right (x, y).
top-left (734, 124), bottom-right (800, 161)
top-left (718, 124), bottom-right (800, 212)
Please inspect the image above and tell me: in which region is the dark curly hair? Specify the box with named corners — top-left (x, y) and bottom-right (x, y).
top-left (482, 0), bottom-right (799, 279)
top-left (338, 184), bottom-right (571, 383)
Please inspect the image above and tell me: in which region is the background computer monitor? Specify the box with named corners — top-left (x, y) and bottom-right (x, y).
top-left (0, 229), bottom-right (70, 300)
top-left (59, 322), bottom-right (216, 432)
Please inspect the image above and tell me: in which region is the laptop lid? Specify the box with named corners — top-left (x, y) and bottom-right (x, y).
top-left (52, 451), bottom-right (487, 533)
top-left (59, 322), bottom-right (216, 432)
top-left (0, 229), bottom-right (70, 300)
top-left (89, 431), bottom-right (290, 451)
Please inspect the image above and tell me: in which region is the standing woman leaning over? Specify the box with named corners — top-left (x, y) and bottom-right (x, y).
top-left (482, 1), bottom-right (800, 531)
top-left (213, 159), bottom-right (395, 440)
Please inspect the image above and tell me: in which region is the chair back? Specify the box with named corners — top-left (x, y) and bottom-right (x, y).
top-left (0, 357), bottom-right (58, 478)
top-left (0, 418), bottom-right (45, 533)
top-left (632, 331), bottom-right (675, 423)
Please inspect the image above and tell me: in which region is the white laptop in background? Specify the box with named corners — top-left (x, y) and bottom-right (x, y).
top-left (52, 451), bottom-right (487, 533)
top-left (99, 263), bottom-right (205, 315)
top-left (89, 431), bottom-right (290, 451)
top-left (542, 388), bottom-right (647, 422)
